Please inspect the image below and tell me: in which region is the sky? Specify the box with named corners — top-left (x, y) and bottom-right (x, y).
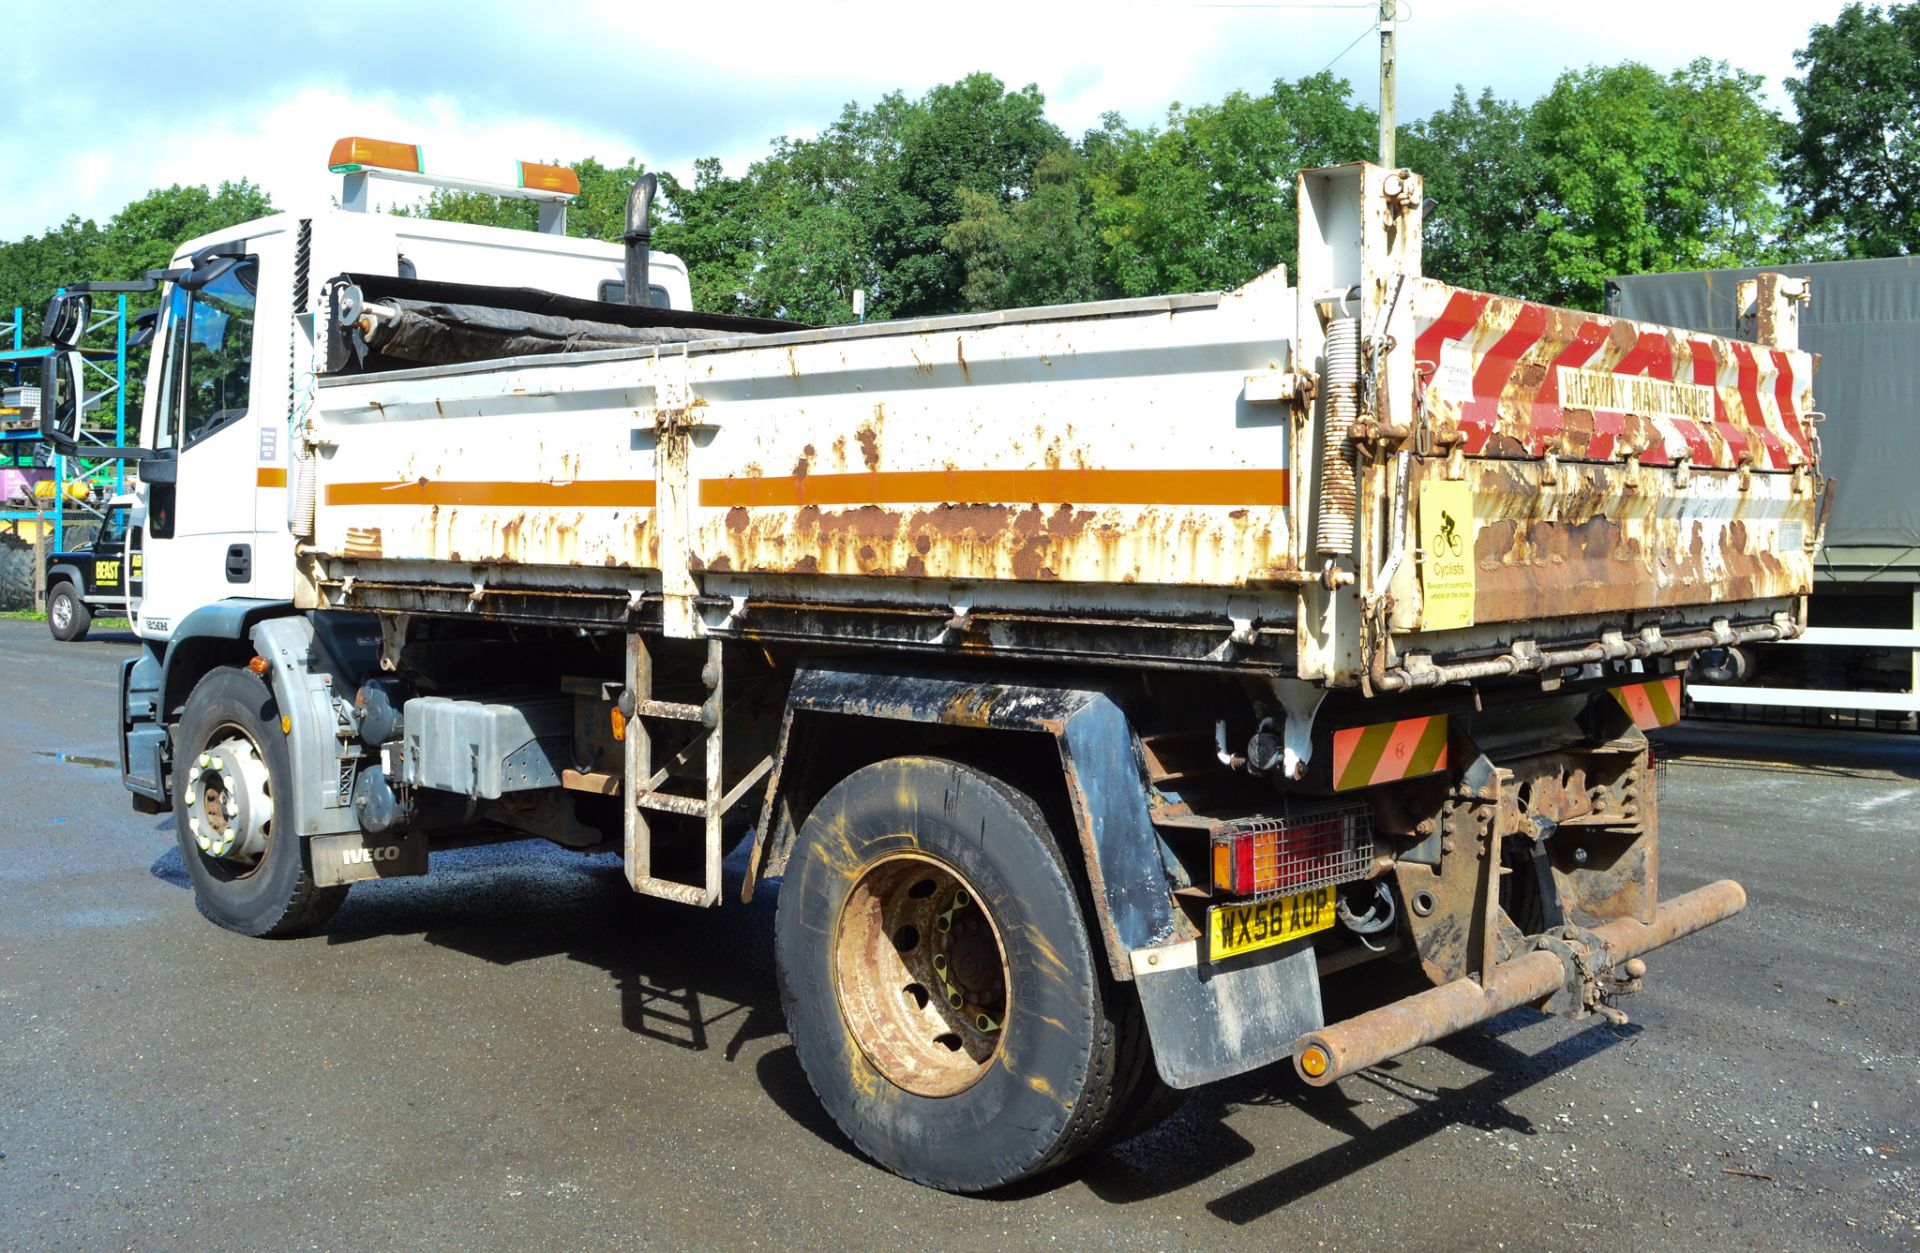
top-left (0, 0), bottom-right (1857, 241)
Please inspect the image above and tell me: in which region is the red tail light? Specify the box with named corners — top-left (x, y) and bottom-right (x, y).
top-left (1210, 804), bottom-right (1372, 900)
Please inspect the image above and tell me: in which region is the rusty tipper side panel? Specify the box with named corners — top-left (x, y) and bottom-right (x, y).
top-left (1400, 280), bottom-right (1819, 627)
top-left (302, 162), bottom-right (1818, 687)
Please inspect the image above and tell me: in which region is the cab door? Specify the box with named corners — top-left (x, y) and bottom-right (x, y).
top-left (88, 503), bottom-right (129, 604)
top-left (136, 246), bottom-right (274, 637)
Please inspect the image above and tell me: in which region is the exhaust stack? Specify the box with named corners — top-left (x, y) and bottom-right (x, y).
top-left (624, 173), bottom-right (657, 307)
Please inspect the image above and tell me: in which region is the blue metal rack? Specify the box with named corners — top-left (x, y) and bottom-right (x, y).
top-left (0, 296), bottom-right (129, 551)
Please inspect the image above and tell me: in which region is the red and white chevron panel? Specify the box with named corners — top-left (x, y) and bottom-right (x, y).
top-left (1409, 282), bottom-right (1817, 472)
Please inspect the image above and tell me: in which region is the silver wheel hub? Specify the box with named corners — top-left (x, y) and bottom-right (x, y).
top-left (51, 597), bottom-right (70, 629)
top-left (185, 736), bottom-right (274, 861)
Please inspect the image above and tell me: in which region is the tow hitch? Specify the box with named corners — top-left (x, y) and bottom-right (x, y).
top-left (1293, 878), bottom-right (1746, 1085)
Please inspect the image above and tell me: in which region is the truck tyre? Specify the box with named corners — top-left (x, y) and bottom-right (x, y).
top-left (774, 755), bottom-right (1143, 1192)
top-left (1101, 1041), bottom-right (1188, 1147)
top-left (172, 666), bottom-right (347, 937)
top-left (0, 537), bottom-right (31, 612)
top-left (47, 582), bottom-right (91, 642)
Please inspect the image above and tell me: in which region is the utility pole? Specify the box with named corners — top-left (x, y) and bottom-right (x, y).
top-left (1378, 0), bottom-right (1396, 166)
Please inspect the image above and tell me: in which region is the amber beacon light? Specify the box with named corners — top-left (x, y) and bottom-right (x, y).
top-left (328, 136), bottom-right (426, 174)
top-left (517, 161), bottom-right (581, 196)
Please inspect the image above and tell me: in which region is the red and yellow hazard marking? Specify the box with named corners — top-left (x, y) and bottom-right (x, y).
top-left (1611, 676), bottom-right (1681, 730)
top-left (1410, 286), bottom-right (1816, 471)
top-left (1331, 715), bottom-right (1449, 792)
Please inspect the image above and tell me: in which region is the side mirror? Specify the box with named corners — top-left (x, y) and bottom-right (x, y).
top-left (41, 292), bottom-right (90, 350)
top-left (139, 449), bottom-right (177, 483)
top-left (127, 306), bottom-right (161, 351)
top-left (37, 350), bottom-right (86, 456)
top-left (38, 349), bottom-right (154, 463)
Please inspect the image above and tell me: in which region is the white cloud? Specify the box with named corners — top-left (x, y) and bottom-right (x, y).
top-left (0, 0), bottom-right (1854, 240)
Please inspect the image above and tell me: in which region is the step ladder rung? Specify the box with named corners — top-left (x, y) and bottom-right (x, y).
top-left (625, 634), bottom-right (727, 908)
top-left (632, 698), bottom-right (710, 724)
top-left (634, 789), bottom-right (709, 818)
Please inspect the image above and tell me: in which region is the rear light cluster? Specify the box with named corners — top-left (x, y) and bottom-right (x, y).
top-left (1211, 802), bottom-right (1373, 901)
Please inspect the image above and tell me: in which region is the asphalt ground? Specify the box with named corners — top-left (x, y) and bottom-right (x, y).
top-left (1, 618), bottom-right (1915, 1251)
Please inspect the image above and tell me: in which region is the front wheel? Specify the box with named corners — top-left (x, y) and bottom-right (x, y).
top-left (775, 756), bottom-right (1145, 1192)
top-left (47, 583), bottom-right (91, 641)
top-left (171, 666), bottom-right (347, 936)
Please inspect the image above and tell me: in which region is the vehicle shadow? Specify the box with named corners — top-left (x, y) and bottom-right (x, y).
top-left (318, 839), bottom-right (793, 1062)
top-left (1059, 1012), bottom-right (1636, 1218)
top-left (149, 833), bottom-right (1638, 1200)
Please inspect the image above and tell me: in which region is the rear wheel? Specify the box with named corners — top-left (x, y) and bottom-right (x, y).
top-left (775, 756), bottom-right (1145, 1192)
top-left (172, 667), bottom-right (347, 936)
top-left (0, 537), bottom-right (31, 612)
top-left (47, 583), bottom-right (91, 642)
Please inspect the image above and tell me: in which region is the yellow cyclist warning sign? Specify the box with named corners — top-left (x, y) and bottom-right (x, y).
top-left (1419, 479), bottom-right (1475, 629)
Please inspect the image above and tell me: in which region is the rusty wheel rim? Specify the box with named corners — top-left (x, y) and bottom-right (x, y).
top-left (832, 852), bottom-right (1009, 1098)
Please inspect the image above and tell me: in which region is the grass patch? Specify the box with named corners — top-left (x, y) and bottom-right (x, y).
top-left (0, 608), bottom-right (131, 628)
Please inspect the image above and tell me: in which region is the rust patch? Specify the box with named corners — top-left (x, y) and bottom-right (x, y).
top-left (708, 553), bottom-right (732, 572)
top-left (955, 338), bottom-right (969, 382)
top-left (842, 505), bottom-right (903, 543)
top-left (1046, 505), bottom-right (1090, 540)
top-left (343, 527), bottom-right (383, 559)
top-left (909, 503), bottom-right (1014, 537)
top-left (856, 424), bottom-right (881, 471)
top-left (902, 554), bottom-right (927, 577)
top-left (726, 506), bottom-right (751, 534)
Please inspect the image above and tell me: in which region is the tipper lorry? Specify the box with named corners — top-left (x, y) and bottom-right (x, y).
top-left (40, 139), bottom-right (1820, 1192)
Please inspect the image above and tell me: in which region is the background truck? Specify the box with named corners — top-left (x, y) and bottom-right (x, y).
top-left (41, 495), bottom-right (134, 640)
top-left (1610, 259), bottom-right (1918, 730)
top-left (40, 140), bottom-right (1816, 1192)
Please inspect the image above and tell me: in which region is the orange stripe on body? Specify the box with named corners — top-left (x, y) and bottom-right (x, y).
top-left (698, 467), bottom-right (1288, 509)
top-left (327, 480), bottom-right (657, 508)
top-left (256, 467), bottom-right (287, 488)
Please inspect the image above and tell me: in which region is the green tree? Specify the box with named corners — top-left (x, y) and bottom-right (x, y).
top-left (876, 75), bottom-right (1070, 317)
top-left (1528, 59), bottom-right (1789, 308)
top-left (1398, 89), bottom-right (1551, 297)
top-left (0, 181), bottom-right (274, 337)
top-left (0, 216), bottom-right (103, 335)
top-left (1088, 73), bottom-right (1376, 298)
top-left (1784, 1), bottom-right (1920, 257)
top-left (659, 74), bottom-right (1074, 324)
top-left (944, 150), bottom-right (1109, 311)
top-left (402, 156), bottom-right (653, 243)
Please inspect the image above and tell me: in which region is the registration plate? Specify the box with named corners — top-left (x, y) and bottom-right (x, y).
top-left (1209, 885), bottom-right (1336, 961)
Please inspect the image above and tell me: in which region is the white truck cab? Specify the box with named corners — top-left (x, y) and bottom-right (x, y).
top-left (44, 137), bottom-right (692, 642)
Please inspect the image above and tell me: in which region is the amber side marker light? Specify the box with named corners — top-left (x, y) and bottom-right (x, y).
top-left (518, 160), bottom-right (581, 196)
top-left (1298, 1044), bottom-right (1330, 1079)
top-left (329, 136), bottom-right (425, 174)
top-left (247, 655), bottom-right (269, 675)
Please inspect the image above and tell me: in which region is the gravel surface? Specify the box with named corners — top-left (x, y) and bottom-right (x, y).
top-left (1, 619), bottom-right (1914, 1250)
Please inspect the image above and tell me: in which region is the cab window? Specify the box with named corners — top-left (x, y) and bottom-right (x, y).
top-left (167, 259), bottom-right (258, 450)
top-left (95, 506), bottom-right (128, 550)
